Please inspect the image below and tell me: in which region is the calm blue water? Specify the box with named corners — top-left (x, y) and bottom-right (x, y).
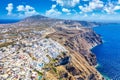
top-left (0, 19), bottom-right (20, 24)
top-left (92, 23), bottom-right (120, 80)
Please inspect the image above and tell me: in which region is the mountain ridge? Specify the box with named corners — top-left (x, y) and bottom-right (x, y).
top-left (0, 15), bottom-right (100, 28)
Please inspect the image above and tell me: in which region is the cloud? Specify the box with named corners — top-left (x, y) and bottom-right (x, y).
top-left (5, 4), bottom-right (38, 18)
top-left (62, 8), bottom-right (70, 13)
top-left (46, 9), bottom-right (61, 16)
top-left (118, 0), bottom-right (120, 4)
top-left (52, 0), bottom-right (80, 7)
top-left (17, 5), bottom-right (25, 11)
top-left (79, 0), bottom-right (104, 13)
top-left (45, 5), bottom-right (61, 17)
top-left (83, 14), bottom-right (88, 17)
top-left (79, 0), bottom-right (120, 14)
top-left (51, 5), bottom-right (56, 9)
top-left (103, 2), bottom-right (120, 14)
top-left (82, 0), bottom-right (89, 1)
top-left (17, 5), bottom-right (39, 17)
top-left (103, 2), bottom-right (114, 14)
top-left (114, 5), bottom-right (120, 10)
top-left (66, 13), bottom-right (72, 15)
top-left (89, 0), bottom-right (104, 9)
top-left (6, 3), bottom-right (13, 15)
top-left (79, 5), bottom-right (92, 12)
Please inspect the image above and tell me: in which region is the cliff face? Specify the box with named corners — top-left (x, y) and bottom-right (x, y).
top-left (0, 15), bottom-right (103, 80)
top-left (47, 27), bottom-right (103, 80)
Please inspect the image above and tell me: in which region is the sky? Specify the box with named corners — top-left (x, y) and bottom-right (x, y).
top-left (0, 0), bottom-right (120, 22)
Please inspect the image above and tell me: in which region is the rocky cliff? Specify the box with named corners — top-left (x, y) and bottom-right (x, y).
top-left (0, 15), bottom-right (103, 80)
top-left (45, 27), bottom-right (103, 80)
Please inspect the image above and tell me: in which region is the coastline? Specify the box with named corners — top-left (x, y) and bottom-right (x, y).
top-left (95, 63), bottom-right (100, 68)
top-left (90, 36), bottom-right (110, 80)
top-left (95, 63), bottom-right (110, 80)
top-left (92, 46), bottom-right (111, 80)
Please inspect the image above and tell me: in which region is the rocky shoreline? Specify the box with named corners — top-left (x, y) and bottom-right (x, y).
top-left (47, 27), bottom-right (104, 80)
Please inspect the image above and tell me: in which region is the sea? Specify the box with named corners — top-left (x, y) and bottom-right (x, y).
top-left (92, 23), bottom-right (120, 80)
top-left (0, 19), bottom-right (20, 24)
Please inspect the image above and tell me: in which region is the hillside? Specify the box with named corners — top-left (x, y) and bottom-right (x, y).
top-left (0, 15), bottom-right (103, 80)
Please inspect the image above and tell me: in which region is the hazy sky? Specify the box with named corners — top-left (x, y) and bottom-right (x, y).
top-left (0, 0), bottom-right (120, 21)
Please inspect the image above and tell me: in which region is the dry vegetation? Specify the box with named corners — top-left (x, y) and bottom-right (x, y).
top-left (0, 42), bottom-right (14, 48)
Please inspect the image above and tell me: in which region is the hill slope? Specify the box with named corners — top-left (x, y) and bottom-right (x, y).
top-left (0, 15), bottom-right (103, 80)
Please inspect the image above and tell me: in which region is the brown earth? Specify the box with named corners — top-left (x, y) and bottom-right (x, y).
top-left (44, 27), bottom-right (103, 80)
